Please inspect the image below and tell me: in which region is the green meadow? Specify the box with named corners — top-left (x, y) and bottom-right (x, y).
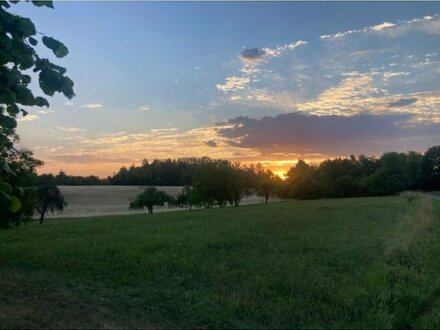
top-left (1, 196), bottom-right (440, 328)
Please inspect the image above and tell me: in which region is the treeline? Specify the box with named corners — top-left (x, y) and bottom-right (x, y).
top-left (47, 157), bottom-right (219, 186)
top-left (47, 147), bottom-right (440, 199)
top-left (110, 157), bottom-right (214, 186)
top-left (129, 161), bottom-right (280, 212)
top-left (51, 170), bottom-right (103, 185)
top-left (128, 146), bottom-right (440, 212)
top-left (284, 145), bottom-right (440, 199)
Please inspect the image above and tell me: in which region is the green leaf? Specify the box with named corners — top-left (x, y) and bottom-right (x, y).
top-left (2, 162), bottom-right (16, 176)
top-left (14, 85), bottom-right (36, 106)
top-left (39, 69), bottom-right (62, 96)
top-left (0, 90), bottom-right (16, 104)
top-left (51, 63), bottom-right (67, 74)
top-left (31, 1), bottom-right (54, 8)
top-left (35, 96), bottom-right (49, 107)
top-left (6, 104), bottom-right (19, 116)
top-left (8, 195), bottom-right (22, 213)
top-left (21, 74), bottom-right (32, 84)
top-left (28, 37), bottom-right (38, 46)
top-left (42, 36), bottom-right (68, 58)
top-left (0, 134), bottom-right (8, 147)
top-left (0, 114), bottom-right (17, 130)
top-left (0, 181), bottom-right (12, 194)
top-left (16, 17), bottom-right (37, 37)
top-left (17, 53), bottom-right (35, 70)
top-left (61, 76), bottom-right (75, 99)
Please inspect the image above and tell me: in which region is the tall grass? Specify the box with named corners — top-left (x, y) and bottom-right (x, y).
top-left (376, 194), bottom-right (439, 328)
top-left (386, 193), bottom-right (434, 269)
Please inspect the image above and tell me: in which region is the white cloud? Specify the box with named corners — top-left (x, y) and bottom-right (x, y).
top-left (64, 101), bottom-right (75, 107)
top-left (139, 105), bottom-right (151, 111)
top-left (371, 22), bottom-right (396, 31)
top-left (262, 40), bottom-right (308, 59)
top-left (218, 40), bottom-right (307, 96)
top-left (80, 103), bottom-right (102, 109)
top-left (41, 124), bottom-right (262, 176)
top-left (17, 114), bottom-right (39, 122)
top-left (383, 71), bottom-right (410, 80)
top-left (216, 76), bottom-right (250, 93)
top-left (321, 15), bottom-right (438, 40)
top-left (37, 109), bottom-right (55, 115)
top-left (296, 73), bottom-right (440, 122)
top-left (57, 127), bottom-right (86, 132)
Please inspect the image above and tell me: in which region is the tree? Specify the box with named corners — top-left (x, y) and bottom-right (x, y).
top-left (0, 0), bottom-right (74, 227)
top-left (35, 174), bottom-right (67, 224)
top-left (254, 164), bottom-right (280, 203)
top-left (361, 152), bottom-right (407, 196)
top-left (420, 146), bottom-right (440, 191)
top-left (0, 148), bottom-right (42, 228)
top-left (286, 160), bottom-right (322, 199)
top-left (229, 163), bottom-right (254, 207)
top-left (193, 160), bottom-right (234, 208)
top-left (129, 186), bottom-right (174, 214)
top-left (175, 185), bottom-right (203, 210)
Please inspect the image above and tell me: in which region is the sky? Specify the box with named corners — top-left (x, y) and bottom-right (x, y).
top-left (11, 1), bottom-right (440, 178)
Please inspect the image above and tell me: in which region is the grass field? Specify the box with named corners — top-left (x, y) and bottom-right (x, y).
top-left (48, 186), bottom-right (271, 218)
top-left (2, 196), bottom-right (440, 328)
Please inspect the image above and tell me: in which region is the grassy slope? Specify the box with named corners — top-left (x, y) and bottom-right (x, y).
top-left (1, 196), bottom-right (440, 328)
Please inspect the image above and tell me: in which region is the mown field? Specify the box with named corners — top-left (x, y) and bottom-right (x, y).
top-left (48, 186), bottom-right (271, 218)
top-left (1, 196), bottom-right (440, 328)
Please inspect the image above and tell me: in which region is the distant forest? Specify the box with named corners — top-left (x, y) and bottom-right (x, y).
top-left (51, 157), bottom-right (221, 186)
top-left (43, 146), bottom-right (440, 199)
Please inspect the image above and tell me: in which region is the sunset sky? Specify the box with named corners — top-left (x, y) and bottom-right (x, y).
top-left (13, 1), bottom-right (440, 178)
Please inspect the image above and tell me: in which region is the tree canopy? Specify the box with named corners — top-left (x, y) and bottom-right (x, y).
top-left (0, 0), bottom-right (74, 227)
top-left (35, 174), bottom-right (67, 224)
top-left (129, 186), bottom-right (174, 214)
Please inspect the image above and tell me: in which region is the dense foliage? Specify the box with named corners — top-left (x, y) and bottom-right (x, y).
top-left (35, 174), bottom-right (66, 223)
top-left (0, 148), bottom-right (42, 227)
top-left (129, 186), bottom-right (174, 214)
top-left (0, 0), bottom-right (74, 227)
top-left (286, 146), bottom-right (440, 200)
top-left (110, 157), bottom-right (213, 186)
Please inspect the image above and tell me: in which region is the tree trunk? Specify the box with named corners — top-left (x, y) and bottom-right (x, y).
top-left (39, 210), bottom-right (45, 224)
top-left (189, 203), bottom-right (192, 211)
top-left (265, 194), bottom-right (269, 204)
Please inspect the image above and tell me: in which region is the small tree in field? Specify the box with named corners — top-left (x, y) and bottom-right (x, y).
top-left (175, 186), bottom-right (203, 210)
top-left (129, 186), bottom-right (173, 214)
top-left (35, 175), bottom-right (67, 224)
top-left (254, 165), bottom-right (280, 203)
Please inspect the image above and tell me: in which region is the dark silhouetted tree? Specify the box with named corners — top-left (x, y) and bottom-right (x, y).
top-left (129, 186), bottom-right (174, 214)
top-left (35, 174), bottom-right (67, 224)
top-left (175, 185), bottom-right (203, 210)
top-left (0, 148), bottom-right (42, 228)
top-left (229, 163), bottom-right (254, 207)
top-left (254, 164), bottom-right (280, 203)
top-left (420, 145), bottom-right (440, 191)
top-left (286, 160), bottom-right (322, 199)
top-left (0, 0), bottom-right (74, 227)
